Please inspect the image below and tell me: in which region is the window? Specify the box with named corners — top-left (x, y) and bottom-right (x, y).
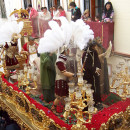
top-left (84, 0), bottom-right (104, 20)
top-left (24, 0), bottom-right (32, 9)
top-left (95, 0), bottom-right (104, 20)
top-left (0, 0), bottom-right (7, 18)
top-left (48, 0), bottom-right (60, 10)
top-left (84, 0), bottom-right (90, 11)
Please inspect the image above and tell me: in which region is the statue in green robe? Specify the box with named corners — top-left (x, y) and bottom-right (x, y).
top-left (40, 53), bottom-right (57, 103)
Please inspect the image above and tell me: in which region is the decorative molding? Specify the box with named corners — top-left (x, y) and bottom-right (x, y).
top-left (114, 51), bottom-right (130, 58)
top-left (0, 98), bottom-right (30, 130)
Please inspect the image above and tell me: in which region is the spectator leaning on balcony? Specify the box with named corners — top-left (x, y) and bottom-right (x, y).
top-left (69, 2), bottom-right (81, 22)
top-left (102, 2), bottom-right (114, 23)
top-left (39, 7), bottom-right (51, 20)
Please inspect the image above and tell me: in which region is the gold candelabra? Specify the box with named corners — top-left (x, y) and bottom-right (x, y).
top-left (17, 64), bottom-right (37, 94)
top-left (63, 48), bottom-right (97, 128)
top-left (110, 59), bottom-right (130, 100)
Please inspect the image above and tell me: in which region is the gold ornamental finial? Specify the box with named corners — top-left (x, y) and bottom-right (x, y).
top-left (10, 8), bottom-right (29, 18)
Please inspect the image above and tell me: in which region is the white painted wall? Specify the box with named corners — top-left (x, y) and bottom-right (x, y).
top-left (5, 0), bottom-right (22, 18)
top-left (111, 0), bottom-right (130, 54)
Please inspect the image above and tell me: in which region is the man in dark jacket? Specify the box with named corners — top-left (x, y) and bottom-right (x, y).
top-left (69, 2), bottom-right (81, 22)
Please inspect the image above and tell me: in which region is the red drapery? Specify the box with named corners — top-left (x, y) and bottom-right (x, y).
top-left (86, 22), bottom-right (114, 50)
top-left (38, 19), bottom-right (61, 38)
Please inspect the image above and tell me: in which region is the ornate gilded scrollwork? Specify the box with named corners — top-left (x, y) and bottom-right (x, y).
top-left (5, 87), bottom-right (13, 97)
top-left (0, 78), bottom-right (2, 95)
top-left (71, 125), bottom-right (88, 130)
top-left (16, 95), bottom-right (24, 107)
top-left (25, 100), bottom-right (29, 113)
top-left (0, 99), bottom-right (30, 130)
top-left (0, 76), bottom-right (67, 130)
top-left (31, 108), bottom-right (43, 122)
top-left (1, 77), bottom-right (129, 130)
top-left (100, 107), bottom-right (130, 130)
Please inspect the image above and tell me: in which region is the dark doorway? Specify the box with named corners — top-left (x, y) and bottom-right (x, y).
top-left (24, 0), bottom-right (32, 9)
top-left (48, 0), bottom-right (60, 10)
top-left (84, 0), bottom-right (90, 11)
top-left (95, 0), bottom-right (104, 20)
top-left (85, 0), bottom-right (104, 21)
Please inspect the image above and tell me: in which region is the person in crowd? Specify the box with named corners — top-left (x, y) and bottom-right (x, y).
top-left (69, 2), bottom-right (81, 22)
top-left (95, 15), bottom-right (100, 22)
top-left (82, 9), bottom-right (90, 22)
top-left (6, 124), bottom-right (20, 130)
top-left (102, 2), bottom-right (114, 23)
top-left (53, 6), bottom-right (59, 19)
top-left (49, 7), bottom-right (53, 18)
top-left (28, 4), bottom-right (39, 38)
top-left (39, 7), bottom-right (51, 20)
top-left (82, 40), bottom-right (101, 105)
top-left (58, 6), bottom-right (66, 17)
top-left (51, 46), bottom-right (75, 114)
top-left (21, 37), bottom-right (38, 66)
top-left (40, 52), bottom-right (57, 103)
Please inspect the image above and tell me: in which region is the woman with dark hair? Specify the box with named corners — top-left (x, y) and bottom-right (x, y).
top-left (102, 2), bottom-right (114, 22)
top-left (69, 2), bottom-right (81, 22)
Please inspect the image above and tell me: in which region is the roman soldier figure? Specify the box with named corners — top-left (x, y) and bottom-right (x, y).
top-left (0, 33), bottom-right (21, 78)
top-left (51, 46), bottom-right (75, 114)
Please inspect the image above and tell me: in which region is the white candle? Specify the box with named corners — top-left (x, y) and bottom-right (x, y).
top-left (18, 75), bottom-right (21, 81)
top-left (69, 87), bottom-right (74, 93)
top-left (76, 91), bottom-right (81, 99)
top-left (34, 75), bottom-right (37, 81)
top-left (88, 106), bottom-right (94, 113)
top-left (82, 86), bottom-right (86, 91)
top-left (20, 72), bottom-right (23, 78)
top-left (65, 103), bottom-right (70, 111)
top-left (24, 66), bottom-right (27, 72)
